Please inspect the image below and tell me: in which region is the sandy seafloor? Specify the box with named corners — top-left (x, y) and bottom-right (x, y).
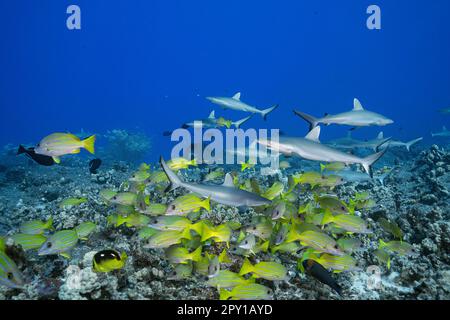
top-left (0, 143), bottom-right (449, 300)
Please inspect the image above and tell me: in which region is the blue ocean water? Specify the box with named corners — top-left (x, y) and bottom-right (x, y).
top-left (0, 0), bottom-right (449, 161)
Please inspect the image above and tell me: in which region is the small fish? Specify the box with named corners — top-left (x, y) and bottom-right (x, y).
top-left (165, 246), bottom-right (202, 264)
top-left (99, 189), bottom-right (117, 201)
top-left (378, 218), bottom-right (403, 240)
top-left (203, 169), bottom-right (225, 182)
top-left (245, 219), bottom-right (273, 240)
top-left (137, 227), bottom-right (159, 240)
top-left (238, 234), bottom-right (257, 251)
top-left (374, 248), bottom-right (391, 269)
top-left (144, 229), bottom-right (192, 249)
top-left (19, 218), bottom-right (53, 235)
top-left (270, 241), bottom-right (302, 254)
top-left (34, 133), bottom-right (96, 164)
top-left (219, 283), bottom-right (273, 300)
top-left (89, 158), bottom-right (102, 174)
top-left (301, 259), bottom-right (342, 295)
top-left (75, 222), bottom-right (97, 240)
top-left (93, 250), bottom-right (127, 273)
top-left (315, 195), bottom-right (349, 215)
top-left (314, 253), bottom-right (360, 272)
top-left (0, 251), bottom-right (24, 289)
top-left (165, 194), bottom-right (210, 216)
top-left (290, 230), bottom-right (344, 256)
top-left (239, 258), bottom-right (288, 281)
top-left (129, 170), bottom-right (151, 183)
top-left (379, 240), bottom-right (413, 256)
top-left (11, 233), bottom-right (47, 250)
top-left (109, 192), bottom-right (137, 206)
top-left (38, 230), bottom-right (78, 258)
top-left (139, 163), bottom-right (151, 171)
top-left (200, 223), bottom-right (232, 244)
top-left (240, 161), bottom-right (255, 172)
top-left (261, 181), bottom-right (284, 200)
top-left (148, 216), bottom-right (192, 231)
top-left (17, 145), bottom-right (56, 166)
top-left (148, 170), bottom-right (169, 184)
top-left (207, 270), bottom-right (255, 289)
top-left (274, 223), bottom-right (289, 245)
top-left (321, 211), bottom-right (372, 234)
top-left (207, 255), bottom-right (220, 278)
top-left (167, 157), bottom-right (197, 171)
top-left (167, 262), bottom-right (193, 280)
top-left (116, 213), bottom-right (150, 228)
top-left (142, 203), bottom-right (167, 215)
top-left (59, 197), bottom-right (88, 208)
top-left (336, 237), bottom-right (362, 253)
top-left (279, 161), bottom-right (291, 169)
top-left (320, 162), bottom-right (345, 173)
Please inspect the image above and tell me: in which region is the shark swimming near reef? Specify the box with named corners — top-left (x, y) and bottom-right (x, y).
top-left (206, 92), bottom-right (278, 120)
top-left (160, 157), bottom-right (271, 207)
top-left (293, 98), bottom-right (394, 130)
top-left (257, 126), bottom-right (387, 178)
top-left (431, 126), bottom-right (450, 137)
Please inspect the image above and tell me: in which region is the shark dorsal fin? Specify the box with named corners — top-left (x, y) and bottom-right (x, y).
top-left (232, 92), bottom-right (241, 101)
top-left (208, 110), bottom-right (215, 119)
top-left (353, 98), bottom-right (364, 111)
top-left (377, 132), bottom-right (384, 139)
top-left (305, 126), bottom-right (321, 143)
top-left (223, 173), bottom-right (235, 187)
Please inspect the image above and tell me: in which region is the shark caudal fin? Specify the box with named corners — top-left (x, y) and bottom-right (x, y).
top-left (405, 137), bottom-right (423, 151)
top-left (293, 110), bottom-right (319, 131)
top-left (233, 115), bottom-right (252, 129)
top-left (160, 156), bottom-right (183, 192)
top-left (17, 145), bottom-right (27, 155)
top-left (361, 148), bottom-right (388, 178)
top-left (261, 105), bottom-right (278, 121)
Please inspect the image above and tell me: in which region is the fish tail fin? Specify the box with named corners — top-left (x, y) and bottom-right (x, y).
top-left (238, 258), bottom-right (254, 276)
top-left (191, 246), bottom-right (202, 262)
top-left (45, 217), bottom-right (54, 230)
top-left (259, 240), bottom-right (270, 253)
top-left (321, 210), bottom-right (334, 226)
top-left (241, 162), bottom-right (248, 172)
top-left (405, 137), bottom-right (423, 152)
top-left (202, 197), bottom-right (211, 211)
top-left (219, 289), bottom-right (232, 300)
top-left (181, 227), bottom-right (192, 240)
top-left (379, 239), bottom-right (387, 249)
top-left (285, 227), bottom-right (299, 243)
top-left (191, 158), bottom-right (197, 166)
top-left (200, 223), bottom-right (215, 242)
top-left (17, 145), bottom-right (27, 155)
top-left (82, 135), bottom-right (96, 154)
top-left (261, 105), bottom-right (278, 121)
top-left (361, 148), bottom-right (388, 179)
top-left (160, 157), bottom-right (183, 193)
top-left (293, 110), bottom-right (319, 131)
top-left (320, 163), bottom-right (326, 172)
top-left (190, 221), bottom-right (204, 236)
top-left (121, 251), bottom-right (128, 262)
top-left (116, 215), bottom-right (126, 227)
top-left (233, 115), bottom-right (252, 129)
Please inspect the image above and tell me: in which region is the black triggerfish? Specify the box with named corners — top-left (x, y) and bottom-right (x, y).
top-left (302, 259), bottom-right (342, 295)
top-left (17, 145), bottom-right (56, 166)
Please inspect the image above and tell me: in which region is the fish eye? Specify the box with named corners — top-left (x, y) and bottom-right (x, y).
top-left (112, 196), bottom-right (117, 200)
top-left (47, 242), bottom-right (52, 248)
top-left (7, 272), bottom-right (13, 280)
top-left (171, 205), bottom-right (176, 209)
top-left (244, 241), bottom-right (248, 244)
top-left (267, 290), bottom-right (271, 294)
top-left (341, 206), bottom-right (345, 210)
top-left (252, 226), bottom-right (256, 230)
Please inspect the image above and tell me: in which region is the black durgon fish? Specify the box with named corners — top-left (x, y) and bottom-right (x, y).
top-left (89, 158), bottom-right (102, 174)
top-left (17, 145), bottom-right (56, 166)
top-left (302, 259), bottom-right (342, 295)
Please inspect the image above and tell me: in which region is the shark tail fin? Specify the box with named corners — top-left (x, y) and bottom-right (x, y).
top-left (233, 115), bottom-right (252, 129)
top-left (261, 105), bottom-right (278, 121)
top-left (405, 137), bottom-right (423, 151)
top-left (160, 156), bottom-right (183, 192)
top-left (293, 110), bottom-right (319, 131)
top-left (17, 145), bottom-right (27, 155)
top-left (361, 148), bottom-right (388, 179)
